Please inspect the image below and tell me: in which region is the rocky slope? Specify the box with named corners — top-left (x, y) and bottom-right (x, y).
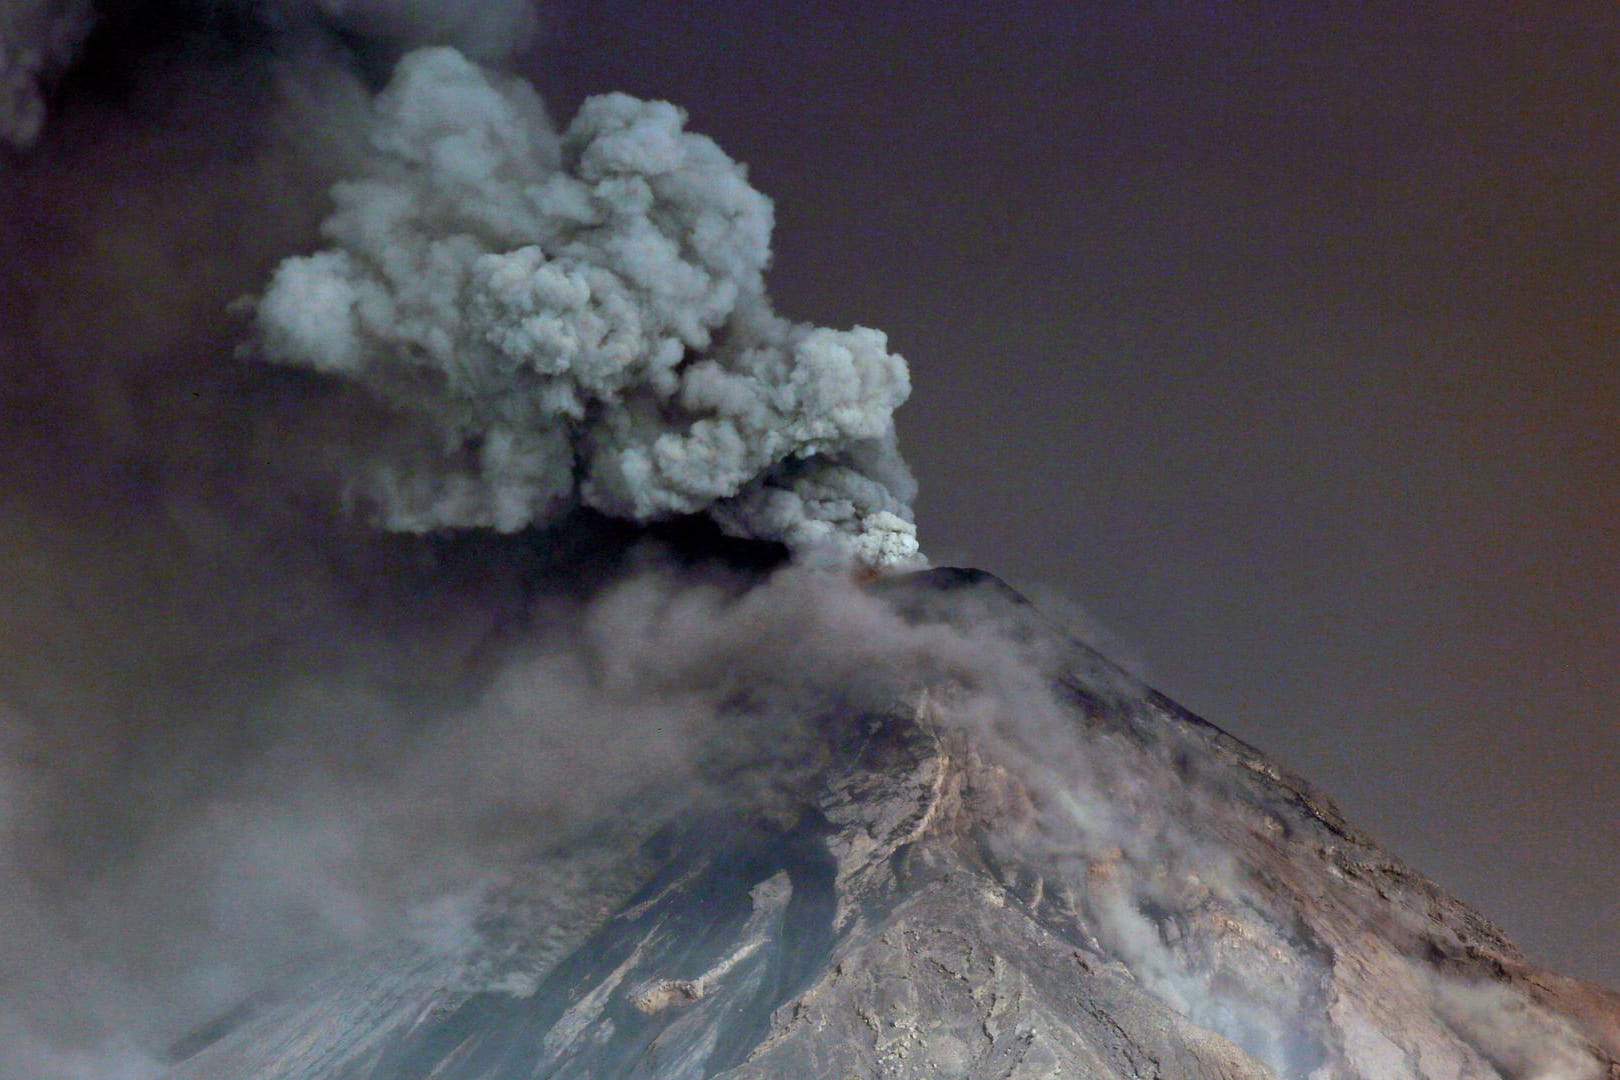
top-left (167, 568), bottom-right (1620, 1079)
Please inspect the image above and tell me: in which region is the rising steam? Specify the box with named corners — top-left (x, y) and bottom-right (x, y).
top-left (253, 46), bottom-right (920, 566)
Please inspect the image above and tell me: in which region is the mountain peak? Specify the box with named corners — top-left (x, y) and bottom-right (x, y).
top-left (167, 568), bottom-right (1619, 1080)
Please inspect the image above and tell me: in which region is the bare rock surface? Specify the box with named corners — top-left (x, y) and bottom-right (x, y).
top-left (167, 568), bottom-right (1619, 1079)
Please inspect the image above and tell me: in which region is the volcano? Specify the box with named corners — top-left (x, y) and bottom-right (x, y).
top-left (164, 568), bottom-right (1619, 1080)
top-left (4, 10), bottom-right (1615, 1078)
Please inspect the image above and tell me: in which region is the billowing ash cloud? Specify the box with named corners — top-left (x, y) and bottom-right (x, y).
top-left (252, 47), bottom-right (920, 566)
top-left (0, 0), bottom-right (91, 148)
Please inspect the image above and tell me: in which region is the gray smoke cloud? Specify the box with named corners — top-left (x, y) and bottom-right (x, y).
top-left (252, 46), bottom-right (920, 566)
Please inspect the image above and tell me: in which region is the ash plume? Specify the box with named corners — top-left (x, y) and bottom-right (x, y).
top-left (252, 45), bottom-right (919, 566)
top-left (4, 2), bottom-right (920, 567)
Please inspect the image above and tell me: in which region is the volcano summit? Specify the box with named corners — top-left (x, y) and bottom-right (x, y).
top-left (163, 566), bottom-right (1620, 1080)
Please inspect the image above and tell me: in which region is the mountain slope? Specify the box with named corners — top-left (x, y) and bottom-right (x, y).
top-left (167, 568), bottom-right (1619, 1080)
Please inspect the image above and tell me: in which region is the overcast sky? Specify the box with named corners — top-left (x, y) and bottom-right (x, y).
top-left (520, 2), bottom-right (1619, 986)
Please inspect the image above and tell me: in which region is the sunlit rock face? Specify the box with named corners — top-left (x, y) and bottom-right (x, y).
top-left (167, 569), bottom-right (1620, 1080)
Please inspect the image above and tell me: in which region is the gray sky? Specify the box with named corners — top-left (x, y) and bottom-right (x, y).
top-left (524, 2), bottom-right (1619, 986)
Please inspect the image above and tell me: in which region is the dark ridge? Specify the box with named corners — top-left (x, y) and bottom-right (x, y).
top-left (872, 567), bottom-right (1354, 835)
top-left (865, 565), bottom-right (1032, 629)
top-left (873, 565), bottom-right (1147, 708)
top-left (875, 564), bottom-right (1031, 602)
top-left (1144, 686), bottom-right (1366, 846)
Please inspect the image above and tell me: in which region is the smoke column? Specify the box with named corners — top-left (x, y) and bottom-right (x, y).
top-left (251, 45), bottom-right (919, 566)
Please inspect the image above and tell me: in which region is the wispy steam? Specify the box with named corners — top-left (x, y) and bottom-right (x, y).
top-left (253, 46), bottom-right (920, 566)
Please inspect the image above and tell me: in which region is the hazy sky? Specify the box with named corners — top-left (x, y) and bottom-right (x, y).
top-left (521, 2), bottom-right (1619, 985)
